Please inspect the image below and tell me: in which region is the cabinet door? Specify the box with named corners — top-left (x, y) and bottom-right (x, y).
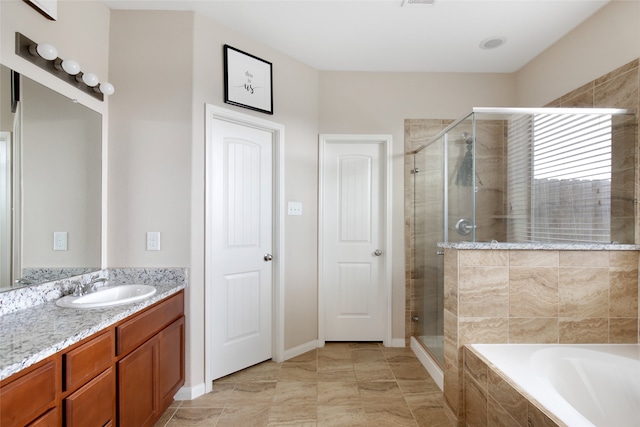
top-left (64, 367), bottom-right (115, 427)
top-left (0, 361), bottom-right (56, 427)
top-left (158, 316), bottom-right (185, 409)
top-left (118, 337), bottom-right (157, 427)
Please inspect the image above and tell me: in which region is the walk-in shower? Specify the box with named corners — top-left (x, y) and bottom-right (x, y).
top-left (406, 107), bottom-right (636, 382)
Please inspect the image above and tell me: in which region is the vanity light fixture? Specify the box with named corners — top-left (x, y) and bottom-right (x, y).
top-left (57, 58), bottom-right (81, 75)
top-left (99, 82), bottom-right (115, 96)
top-left (79, 72), bottom-right (99, 87)
top-left (15, 32), bottom-right (114, 101)
top-left (28, 42), bottom-right (57, 60)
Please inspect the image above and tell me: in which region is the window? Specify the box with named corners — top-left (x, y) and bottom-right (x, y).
top-left (507, 113), bottom-right (613, 243)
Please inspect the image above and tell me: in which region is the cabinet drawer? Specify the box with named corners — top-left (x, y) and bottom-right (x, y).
top-left (64, 366), bottom-right (115, 427)
top-left (0, 361), bottom-right (56, 427)
top-left (26, 407), bottom-right (58, 427)
top-left (117, 291), bottom-right (184, 356)
top-left (64, 330), bottom-right (114, 391)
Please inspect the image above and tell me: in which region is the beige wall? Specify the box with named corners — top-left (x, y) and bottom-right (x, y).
top-left (108, 10), bottom-right (321, 389)
top-left (191, 12), bottom-right (320, 353)
top-left (319, 72), bottom-right (517, 340)
top-left (516, 0), bottom-right (640, 107)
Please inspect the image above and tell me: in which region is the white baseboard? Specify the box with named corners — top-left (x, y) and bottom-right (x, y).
top-left (283, 340), bottom-right (319, 360)
top-left (388, 338), bottom-right (406, 347)
top-left (174, 383), bottom-right (206, 401)
top-left (410, 336), bottom-right (443, 391)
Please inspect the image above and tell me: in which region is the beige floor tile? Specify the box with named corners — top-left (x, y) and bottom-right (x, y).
top-left (285, 350), bottom-right (317, 363)
top-left (268, 404), bottom-right (317, 425)
top-left (353, 361), bottom-right (396, 381)
top-left (358, 380), bottom-right (405, 402)
top-left (164, 342), bottom-right (446, 427)
top-left (317, 405), bottom-right (368, 426)
top-left (317, 381), bottom-right (361, 406)
top-left (397, 379), bottom-right (441, 395)
top-left (278, 361), bottom-right (318, 381)
top-left (216, 405), bottom-right (271, 426)
top-left (273, 381), bottom-right (318, 405)
top-left (153, 406), bottom-right (177, 427)
top-left (226, 381), bottom-right (277, 406)
top-left (363, 400), bottom-right (418, 426)
top-left (316, 369), bottom-right (357, 382)
top-left (390, 362), bottom-right (433, 380)
top-left (166, 407), bottom-right (223, 426)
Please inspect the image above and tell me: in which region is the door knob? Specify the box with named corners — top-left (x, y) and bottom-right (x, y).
top-left (374, 249), bottom-right (383, 256)
top-left (264, 253), bottom-right (273, 261)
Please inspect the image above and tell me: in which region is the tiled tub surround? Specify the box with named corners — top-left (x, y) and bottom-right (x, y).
top-left (441, 245), bottom-right (640, 425)
top-left (0, 267), bottom-right (187, 381)
top-left (463, 344), bottom-right (640, 427)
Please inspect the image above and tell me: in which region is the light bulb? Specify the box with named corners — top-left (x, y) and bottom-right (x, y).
top-left (99, 82), bottom-right (115, 96)
top-left (81, 72), bottom-right (99, 87)
top-left (36, 43), bottom-right (58, 60)
top-left (61, 59), bottom-right (81, 75)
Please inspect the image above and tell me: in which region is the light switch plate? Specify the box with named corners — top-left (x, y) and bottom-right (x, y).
top-left (288, 201), bottom-right (302, 216)
top-left (146, 232), bottom-right (161, 251)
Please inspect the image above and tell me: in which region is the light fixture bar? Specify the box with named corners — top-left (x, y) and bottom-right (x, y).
top-left (15, 32), bottom-right (104, 101)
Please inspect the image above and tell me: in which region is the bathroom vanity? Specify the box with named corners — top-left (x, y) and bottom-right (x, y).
top-left (0, 284), bottom-right (185, 427)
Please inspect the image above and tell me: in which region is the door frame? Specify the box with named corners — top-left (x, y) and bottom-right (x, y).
top-left (204, 104), bottom-right (285, 393)
top-left (317, 134), bottom-right (393, 347)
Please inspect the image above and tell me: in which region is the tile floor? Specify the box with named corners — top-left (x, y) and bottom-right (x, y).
top-left (154, 342), bottom-right (450, 426)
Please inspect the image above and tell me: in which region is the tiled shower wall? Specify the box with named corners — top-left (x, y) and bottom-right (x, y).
top-left (404, 58), bottom-right (640, 346)
top-left (442, 248), bottom-right (639, 424)
top-left (405, 59), bottom-right (639, 425)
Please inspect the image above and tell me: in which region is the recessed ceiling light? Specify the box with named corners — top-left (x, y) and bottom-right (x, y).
top-left (479, 37), bottom-right (507, 50)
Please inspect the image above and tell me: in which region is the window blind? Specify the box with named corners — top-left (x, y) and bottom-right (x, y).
top-left (506, 113), bottom-right (612, 243)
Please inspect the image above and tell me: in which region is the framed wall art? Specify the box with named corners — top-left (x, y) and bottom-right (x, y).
top-left (23, 0), bottom-right (57, 20)
top-left (223, 45), bottom-right (273, 115)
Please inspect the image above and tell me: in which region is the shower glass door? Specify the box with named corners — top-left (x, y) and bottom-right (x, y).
top-left (413, 114), bottom-right (475, 367)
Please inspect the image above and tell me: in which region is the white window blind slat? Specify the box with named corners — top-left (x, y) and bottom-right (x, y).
top-left (506, 113), bottom-right (612, 243)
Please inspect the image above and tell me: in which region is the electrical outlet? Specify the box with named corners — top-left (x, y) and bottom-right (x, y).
top-left (146, 232), bottom-right (161, 251)
top-left (53, 231), bottom-right (68, 251)
top-left (287, 201), bottom-right (302, 216)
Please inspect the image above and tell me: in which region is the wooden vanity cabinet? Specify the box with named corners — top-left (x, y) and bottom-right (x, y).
top-left (117, 292), bottom-right (185, 427)
top-left (0, 290), bottom-right (184, 427)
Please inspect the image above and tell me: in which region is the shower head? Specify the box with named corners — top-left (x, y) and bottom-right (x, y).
top-left (461, 132), bottom-right (474, 144)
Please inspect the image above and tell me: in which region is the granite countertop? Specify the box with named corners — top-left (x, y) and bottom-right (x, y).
top-left (0, 282), bottom-right (185, 381)
top-left (438, 242), bottom-right (640, 251)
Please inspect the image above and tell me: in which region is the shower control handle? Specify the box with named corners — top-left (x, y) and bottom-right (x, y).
top-left (374, 249), bottom-right (383, 256)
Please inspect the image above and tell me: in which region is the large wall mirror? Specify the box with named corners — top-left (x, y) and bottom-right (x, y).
top-left (0, 64), bottom-right (102, 292)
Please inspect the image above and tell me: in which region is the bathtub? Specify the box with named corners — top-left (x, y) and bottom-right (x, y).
top-left (470, 344), bottom-right (640, 427)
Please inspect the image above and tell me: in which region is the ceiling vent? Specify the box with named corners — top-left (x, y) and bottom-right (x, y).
top-left (402, 0), bottom-right (436, 6)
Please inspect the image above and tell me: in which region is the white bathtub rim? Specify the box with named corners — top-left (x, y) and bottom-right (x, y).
top-left (469, 343), bottom-right (640, 427)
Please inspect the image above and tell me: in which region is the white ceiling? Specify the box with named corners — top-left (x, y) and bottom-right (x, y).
top-left (103, 0), bottom-right (611, 73)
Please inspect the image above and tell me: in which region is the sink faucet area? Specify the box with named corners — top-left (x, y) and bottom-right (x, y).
top-left (57, 284), bottom-right (157, 309)
top-left (73, 276), bottom-right (108, 296)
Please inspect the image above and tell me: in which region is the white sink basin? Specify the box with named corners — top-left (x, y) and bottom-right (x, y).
top-left (56, 284), bottom-right (157, 309)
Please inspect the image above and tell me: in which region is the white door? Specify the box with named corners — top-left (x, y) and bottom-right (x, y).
top-left (207, 116), bottom-right (273, 380)
top-left (319, 134), bottom-right (392, 343)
